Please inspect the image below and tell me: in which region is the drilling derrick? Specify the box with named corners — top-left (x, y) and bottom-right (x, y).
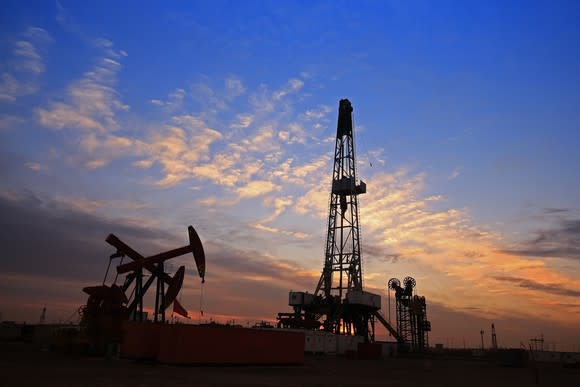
top-left (316, 98), bottom-right (365, 298)
top-left (278, 99), bottom-right (387, 342)
top-left (314, 99), bottom-right (375, 339)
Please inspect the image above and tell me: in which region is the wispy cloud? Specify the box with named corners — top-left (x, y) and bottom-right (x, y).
top-left (139, 116), bottom-right (223, 187)
top-left (14, 27), bottom-right (52, 73)
top-left (236, 180), bottom-right (280, 199)
top-left (304, 105), bottom-right (332, 121)
top-left (0, 74), bottom-right (24, 102)
top-left (294, 185), bottom-right (328, 217)
top-left (23, 162), bottom-right (47, 172)
top-left (273, 78), bottom-right (304, 100)
top-left (503, 219), bottom-right (580, 260)
top-left (36, 39), bottom-right (128, 133)
top-left (224, 75), bottom-right (246, 98)
top-left (0, 27), bottom-right (52, 102)
top-left (190, 76), bottom-right (246, 112)
top-left (150, 88), bottom-right (186, 111)
top-left (251, 223), bottom-right (309, 239)
top-left (32, 37), bottom-right (132, 169)
top-left (543, 208), bottom-right (570, 214)
top-left (278, 123), bottom-right (309, 144)
top-left (230, 113), bottom-right (254, 129)
top-left (261, 196), bottom-right (294, 223)
top-left (493, 275), bottom-right (580, 298)
top-left (13, 41), bottom-right (43, 73)
top-left (128, 76), bottom-right (329, 194)
top-left (448, 167), bottom-right (461, 180)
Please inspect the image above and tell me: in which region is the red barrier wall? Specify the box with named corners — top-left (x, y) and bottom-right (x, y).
top-left (158, 325), bottom-right (304, 365)
top-left (120, 322), bottom-right (160, 359)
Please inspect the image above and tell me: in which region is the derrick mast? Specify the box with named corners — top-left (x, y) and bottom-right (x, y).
top-left (278, 99), bottom-right (391, 342)
top-left (316, 99), bottom-right (366, 299)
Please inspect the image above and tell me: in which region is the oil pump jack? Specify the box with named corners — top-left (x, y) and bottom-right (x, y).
top-left (80, 225), bottom-right (206, 352)
top-left (277, 99), bottom-right (399, 342)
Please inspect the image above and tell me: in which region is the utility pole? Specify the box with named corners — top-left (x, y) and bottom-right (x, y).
top-left (480, 329), bottom-right (485, 350)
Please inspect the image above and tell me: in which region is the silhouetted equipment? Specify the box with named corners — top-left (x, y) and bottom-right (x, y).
top-left (387, 276), bottom-right (431, 351)
top-left (79, 225), bottom-right (205, 352)
top-left (530, 334), bottom-right (544, 351)
top-left (39, 307), bottom-right (46, 324)
top-left (106, 225), bottom-right (205, 322)
top-left (480, 329), bottom-right (485, 350)
top-left (277, 99), bottom-right (395, 342)
top-left (81, 284), bottom-right (128, 350)
top-left (491, 323), bottom-right (498, 350)
top-left (115, 226), bottom-right (205, 282)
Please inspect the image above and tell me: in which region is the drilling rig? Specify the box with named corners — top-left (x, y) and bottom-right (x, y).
top-left (278, 99), bottom-right (398, 342)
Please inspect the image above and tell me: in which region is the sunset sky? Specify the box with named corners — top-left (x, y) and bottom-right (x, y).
top-left (1, 1), bottom-right (579, 350)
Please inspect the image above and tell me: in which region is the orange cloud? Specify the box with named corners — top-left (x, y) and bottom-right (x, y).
top-left (357, 169), bottom-right (580, 327)
top-left (236, 180), bottom-right (280, 199)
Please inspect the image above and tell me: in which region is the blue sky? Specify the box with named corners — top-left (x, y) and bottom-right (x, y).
top-left (1, 1), bottom-right (580, 349)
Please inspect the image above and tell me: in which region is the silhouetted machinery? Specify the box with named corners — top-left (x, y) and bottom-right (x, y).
top-left (388, 276), bottom-right (431, 351)
top-left (79, 225), bottom-right (205, 353)
top-left (277, 99), bottom-right (399, 342)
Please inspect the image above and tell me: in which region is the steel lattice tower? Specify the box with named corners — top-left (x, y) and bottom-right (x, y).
top-left (314, 99), bottom-right (368, 333)
top-left (388, 276), bottom-right (431, 351)
top-left (315, 99), bottom-right (365, 298)
top-left (279, 99), bottom-right (389, 342)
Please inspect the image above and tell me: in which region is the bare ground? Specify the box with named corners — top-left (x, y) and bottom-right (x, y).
top-left (1, 342), bottom-right (578, 386)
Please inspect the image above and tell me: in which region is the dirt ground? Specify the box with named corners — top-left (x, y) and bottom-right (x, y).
top-left (1, 342), bottom-right (578, 386)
